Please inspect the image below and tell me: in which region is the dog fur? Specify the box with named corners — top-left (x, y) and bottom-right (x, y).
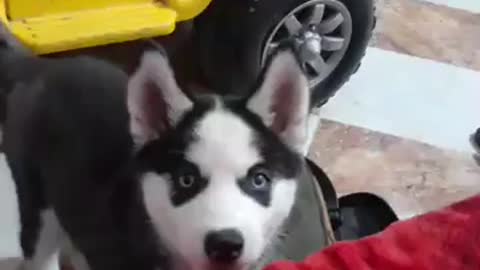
top-left (0, 26), bottom-right (311, 270)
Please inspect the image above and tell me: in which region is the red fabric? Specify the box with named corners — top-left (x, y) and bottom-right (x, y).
top-left (265, 195), bottom-right (480, 270)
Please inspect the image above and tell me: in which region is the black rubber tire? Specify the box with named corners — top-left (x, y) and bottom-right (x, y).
top-left (193, 0), bottom-right (375, 107)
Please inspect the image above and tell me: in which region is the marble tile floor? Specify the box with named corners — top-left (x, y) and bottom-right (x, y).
top-left (373, 0), bottom-right (480, 71)
top-left (308, 120), bottom-right (480, 220)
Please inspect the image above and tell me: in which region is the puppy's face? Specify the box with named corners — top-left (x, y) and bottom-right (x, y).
top-left (128, 49), bottom-right (310, 270)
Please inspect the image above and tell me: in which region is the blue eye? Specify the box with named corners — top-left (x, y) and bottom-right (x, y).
top-left (178, 174), bottom-right (197, 188)
top-left (237, 167), bottom-right (272, 206)
top-left (251, 172), bottom-right (270, 189)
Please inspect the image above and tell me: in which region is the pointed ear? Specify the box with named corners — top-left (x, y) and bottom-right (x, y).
top-left (247, 49), bottom-right (310, 153)
top-left (127, 50), bottom-right (193, 147)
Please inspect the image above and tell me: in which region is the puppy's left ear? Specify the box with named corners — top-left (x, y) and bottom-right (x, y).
top-left (247, 49), bottom-right (310, 153)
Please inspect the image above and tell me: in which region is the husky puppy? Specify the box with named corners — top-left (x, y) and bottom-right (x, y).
top-left (0, 26), bottom-right (310, 270)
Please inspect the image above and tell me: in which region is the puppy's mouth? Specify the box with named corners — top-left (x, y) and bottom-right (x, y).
top-left (207, 262), bottom-right (247, 270)
top-left (175, 258), bottom-right (249, 270)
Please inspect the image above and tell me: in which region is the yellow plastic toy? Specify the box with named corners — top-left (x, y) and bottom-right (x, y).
top-left (0, 0), bottom-right (211, 55)
top-left (0, 0), bottom-right (376, 112)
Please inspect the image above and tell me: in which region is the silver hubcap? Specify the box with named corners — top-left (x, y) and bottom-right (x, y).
top-left (262, 0), bottom-right (353, 88)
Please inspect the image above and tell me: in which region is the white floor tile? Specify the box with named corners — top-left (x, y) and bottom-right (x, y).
top-left (321, 47), bottom-right (480, 153)
top-left (0, 155), bottom-right (21, 259)
top-left (422, 0), bottom-right (480, 13)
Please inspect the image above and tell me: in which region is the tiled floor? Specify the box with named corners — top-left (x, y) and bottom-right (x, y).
top-left (308, 120), bottom-right (480, 219)
top-left (0, 0), bottom-right (479, 264)
top-left (0, 155), bottom-right (20, 259)
top-left (373, 0), bottom-right (480, 71)
top-left (420, 0), bottom-right (480, 13)
top-left (307, 0), bottom-right (480, 220)
top-left (320, 47), bottom-right (480, 153)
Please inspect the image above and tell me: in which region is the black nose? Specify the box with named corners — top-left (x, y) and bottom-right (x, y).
top-left (204, 229), bottom-right (244, 263)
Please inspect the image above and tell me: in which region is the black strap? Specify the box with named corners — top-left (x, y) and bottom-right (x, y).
top-left (472, 128), bottom-right (480, 153)
top-left (305, 158), bottom-right (342, 231)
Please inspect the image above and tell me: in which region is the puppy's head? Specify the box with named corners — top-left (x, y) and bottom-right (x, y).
top-left (128, 48), bottom-right (310, 270)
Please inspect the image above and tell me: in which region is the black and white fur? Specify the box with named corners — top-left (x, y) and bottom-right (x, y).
top-left (0, 26), bottom-right (311, 270)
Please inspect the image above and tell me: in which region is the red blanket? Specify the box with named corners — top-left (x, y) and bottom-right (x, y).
top-left (265, 195), bottom-right (480, 270)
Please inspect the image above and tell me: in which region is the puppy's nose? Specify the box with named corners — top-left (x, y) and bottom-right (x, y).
top-left (204, 229), bottom-right (244, 263)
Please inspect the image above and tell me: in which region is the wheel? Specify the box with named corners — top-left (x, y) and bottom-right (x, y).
top-left (193, 0), bottom-right (375, 107)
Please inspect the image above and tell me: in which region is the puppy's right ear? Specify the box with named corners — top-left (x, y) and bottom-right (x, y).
top-left (127, 51), bottom-right (193, 147)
